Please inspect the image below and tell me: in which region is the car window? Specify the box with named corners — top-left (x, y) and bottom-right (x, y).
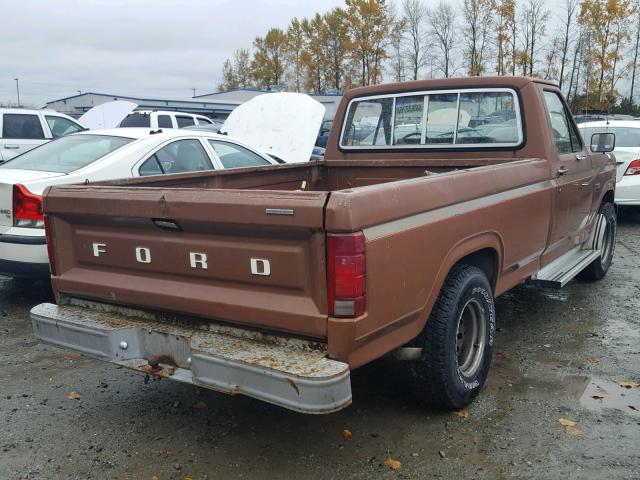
top-left (208, 140), bottom-right (271, 169)
top-left (197, 117), bottom-right (213, 125)
top-left (138, 156), bottom-right (164, 176)
top-left (544, 91), bottom-right (581, 154)
top-left (341, 89), bottom-right (522, 149)
top-left (341, 98), bottom-right (393, 146)
top-left (2, 114), bottom-right (45, 139)
top-left (139, 139), bottom-right (213, 176)
top-left (394, 96), bottom-right (423, 145)
top-left (457, 91), bottom-right (519, 144)
top-left (579, 126), bottom-right (640, 148)
top-left (0, 134), bottom-right (132, 173)
top-left (176, 116), bottom-right (195, 128)
top-left (119, 113), bottom-right (151, 128)
top-left (45, 116), bottom-right (84, 139)
top-left (157, 115), bottom-right (173, 128)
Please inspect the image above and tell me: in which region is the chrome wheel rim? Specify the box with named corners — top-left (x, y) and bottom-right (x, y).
top-left (455, 298), bottom-right (487, 378)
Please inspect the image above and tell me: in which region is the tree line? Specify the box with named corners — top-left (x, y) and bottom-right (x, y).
top-left (218, 0), bottom-right (640, 113)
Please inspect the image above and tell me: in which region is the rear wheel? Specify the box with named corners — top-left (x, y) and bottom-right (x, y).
top-left (578, 201), bottom-right (616, 281)
top-left (405, 264), bottom-right (495, 410)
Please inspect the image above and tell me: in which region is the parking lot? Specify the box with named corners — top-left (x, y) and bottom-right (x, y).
top-left (0, 212), bottom-right (637, 480)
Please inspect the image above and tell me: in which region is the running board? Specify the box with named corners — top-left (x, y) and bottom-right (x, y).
top-left (530, 247), bottom-right (600, 288)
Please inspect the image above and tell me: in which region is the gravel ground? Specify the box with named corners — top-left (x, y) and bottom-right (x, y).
top-left (1, 213), bottom-right (639, 480)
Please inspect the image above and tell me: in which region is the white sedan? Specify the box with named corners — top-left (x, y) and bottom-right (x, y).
top-left (0, 128), bottom-right (279, 278)
top-left (578, 120), bottom-right (640, 206)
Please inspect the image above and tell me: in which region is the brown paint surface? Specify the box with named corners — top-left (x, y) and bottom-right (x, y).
top-left (44, 77), bottom-right (616, 368)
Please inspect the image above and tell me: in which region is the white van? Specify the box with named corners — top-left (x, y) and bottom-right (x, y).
top-left (0, 109), bottom-right (84, 161)
top-left (118, 110), bottom-right (216, 129)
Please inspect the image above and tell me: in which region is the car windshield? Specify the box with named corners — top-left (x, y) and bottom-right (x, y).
top-left (579, 126), bottom-right (640, 148)
top-left (0, 134), bottom-right (133, 173)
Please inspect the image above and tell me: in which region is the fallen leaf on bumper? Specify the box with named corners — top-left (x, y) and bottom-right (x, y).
top-left (384, 458), bottom-right (401, 470)
top-left (67, 391), bottom-right (81, 400)
top-left (341, 429), bottom-right (352, 441)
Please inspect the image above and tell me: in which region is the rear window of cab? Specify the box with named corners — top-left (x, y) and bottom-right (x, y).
top-left (340, 88), bottom-right (523, 149)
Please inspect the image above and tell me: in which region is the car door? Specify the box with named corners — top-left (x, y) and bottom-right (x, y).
top-left (544, 91), bottom-right (595, 250)
top-left (135, 138), bottom-right (214, 176)
top-left (0, 113), bottom-right (48, 160)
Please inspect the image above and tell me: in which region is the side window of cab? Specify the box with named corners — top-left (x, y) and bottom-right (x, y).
top-left (544, 91), bottom-right (582, 154)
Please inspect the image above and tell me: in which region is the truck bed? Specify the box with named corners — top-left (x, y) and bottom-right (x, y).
top-left (44, 158), bottom-right (546, 343)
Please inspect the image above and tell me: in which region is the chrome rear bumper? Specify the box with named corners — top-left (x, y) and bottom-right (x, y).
top-left (31, 300), bottom-right (351, 414)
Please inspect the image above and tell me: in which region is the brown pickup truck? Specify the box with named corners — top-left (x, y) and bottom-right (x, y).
top-left (32, 77), bottom-right (617, 414)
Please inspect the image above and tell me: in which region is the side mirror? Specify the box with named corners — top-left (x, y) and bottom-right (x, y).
top-left (590, 132), bottom-right (615, 153)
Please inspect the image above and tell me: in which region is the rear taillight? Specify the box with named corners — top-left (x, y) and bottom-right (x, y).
top-left (44, 215), bottom-right (57, 276)
top-left (13, 184), bottom-right (43, 228)
top-left (624, 159), bottom-right (640, 176)
top-left (327, 232), bottom-right (366, 317)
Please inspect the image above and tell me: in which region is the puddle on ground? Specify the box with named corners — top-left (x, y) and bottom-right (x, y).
top-left (565, 375), bottom-right (640, 417)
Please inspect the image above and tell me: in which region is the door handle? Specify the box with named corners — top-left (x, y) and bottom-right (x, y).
top-left (580, 182), bottom-right (590, 187)
top-left (3, 145), bottom-right (19, 149)
top-left (557, 166), bottom-right (568, 177)
top-left (575, 154), bottom-right (587, 161)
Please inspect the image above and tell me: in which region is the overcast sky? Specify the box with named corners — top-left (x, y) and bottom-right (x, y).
top-left (1, 0), bottom-right (570, 107)
top-left (0, 0), bottom-right (345, 106)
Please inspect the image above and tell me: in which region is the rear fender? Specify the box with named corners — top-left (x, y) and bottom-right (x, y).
top-left (329, 232), bottom-right (503, 368)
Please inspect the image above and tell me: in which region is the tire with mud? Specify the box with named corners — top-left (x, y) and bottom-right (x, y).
top-left (578, 201), bottom-right (616, 281)
top-left (405, 264), bottom-right (496, 410)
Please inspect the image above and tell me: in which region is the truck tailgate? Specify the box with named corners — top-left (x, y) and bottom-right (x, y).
top-left (45, 186), bottom-right (329, 339)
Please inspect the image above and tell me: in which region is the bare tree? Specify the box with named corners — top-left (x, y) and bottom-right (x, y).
top-left (462, 0), bottom-right (494, 76)
top-left (567, 27), bottom-right (584, 103)
top-left (428, 1), bottom-right (457, 77)
top-left (524, 0), bottom-right (550, 76)
top-left (558, 0), bottom-right (578, 90)
top-left (543, 35), bottom-right (562, 80)
top-left (402, 0), bottom-right (428, 79)
top-left (630, 3), bottom-right (640, 104)
top-left (389, 15), bottom-right (408, 81)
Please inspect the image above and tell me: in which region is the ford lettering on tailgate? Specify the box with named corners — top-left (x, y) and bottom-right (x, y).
top-left (92, 242), bottom-right (271, 276)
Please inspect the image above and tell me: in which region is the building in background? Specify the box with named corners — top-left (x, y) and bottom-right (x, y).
top-left (45, 88), bottom-right (343, 122)
top-left (45, 92), bottom-right (241, 121)
top-left (193, 88), bottom-right (342, 119)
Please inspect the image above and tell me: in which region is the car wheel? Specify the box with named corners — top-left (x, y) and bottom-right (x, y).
top-left (578, 201), bottom-right (616, 281)
top-left (405, 264), bottom-right (496, 410)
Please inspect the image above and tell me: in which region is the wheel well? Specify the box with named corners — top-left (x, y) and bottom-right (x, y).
top-left (602, 190), bottom-right (614, 206)
top-left (456, 248), bottom-right (498, 292)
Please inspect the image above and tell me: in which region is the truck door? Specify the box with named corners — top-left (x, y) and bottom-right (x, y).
top-left (544, 91), bottom-right (594, 250)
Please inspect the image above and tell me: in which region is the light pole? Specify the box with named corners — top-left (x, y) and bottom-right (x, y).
top-left (14, 78), bottom-right (20, 107)
top-left (192, 88), bottom-right (196, 97)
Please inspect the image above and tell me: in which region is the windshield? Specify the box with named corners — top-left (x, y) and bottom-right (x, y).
top-left (579, 126), bottom-right (640, 148)
top-left (119, 113), bottom-right (151, 127)
top-left (0, 134), bottom-right (133, 173)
